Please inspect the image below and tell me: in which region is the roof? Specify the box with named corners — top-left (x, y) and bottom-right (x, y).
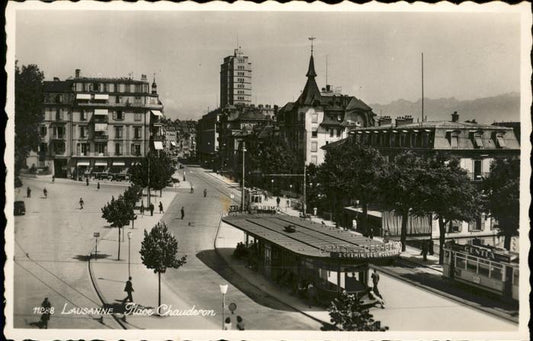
top-left (360, 120), bottom-right (511, 131)
top-left (44, 80), bottom-right (72, 93)
top-left (296, 54), bottom-right (322, 106)
top-left (222, 214), bottom-right (401, 261)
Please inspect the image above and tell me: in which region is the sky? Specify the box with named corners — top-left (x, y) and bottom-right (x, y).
top-left (14, 8), bottom-right (522, 120)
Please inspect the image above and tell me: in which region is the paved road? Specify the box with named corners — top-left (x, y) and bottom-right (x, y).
top-left (13, 177), bottom-right (126, 329)
top-left (156, 166), bottom-right (322, 330)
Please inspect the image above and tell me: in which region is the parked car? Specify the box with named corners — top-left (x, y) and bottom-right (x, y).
top-left (14, 201), bottom-right (26, 216)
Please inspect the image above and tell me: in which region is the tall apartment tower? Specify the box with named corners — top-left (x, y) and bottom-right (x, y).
top-left (220, 47), bottom-right (252, 107)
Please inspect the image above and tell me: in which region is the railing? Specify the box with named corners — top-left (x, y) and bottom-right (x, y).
top-left (93, 134), bottom-right (109, 141)
top-left (77, 152), bottom-right (110, 157)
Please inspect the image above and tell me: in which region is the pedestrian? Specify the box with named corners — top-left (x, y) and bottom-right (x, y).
top-left (421, 240), bottom-right (428, 261)
top-left (27, 186), bottom-right (31, 198)
top-left (149, 203), bottom-right (154, 216)
top-left (52, 175), bottom-right (55, 183)
top-left (43, 187), bottom-right (47, 199)
top-left (276, 196), bottom-right (280, 208)
top-left (97, 182), bottom-right (100, 190)
top-left (181, 206), bottom-right (185, 220)
top-left (224, 317), bottom-right (232, 330)
top-left (123, 276), bottom-right (134, 303)
top-left (190, 186), bottom-right (194, 194)
top-left (428, 239), bottom-right (435, 255)
top-left (368, 226), bottom-right (374, 239)
top-left (371, 269), bottom-right (383, 299)
top-left (39, 297), bottom-right (52, 329)
top-left (236, 315), bottom-right (245, 330)
top-left (307, 282), bottom-right (317, 307)
top-left (204, 188), bottom-right (207, 198)
top-left (140, 202), bottom-right (145, 215)
top-left (79, 197), bottom-right (84, 210)
top-left (159, 201), bottom-right (164, 214)
top-left (369, 286), bottom-right (385, 309)
top-left (86, 177), bottom-right (89, 186)
top-left (352, 219), bottom-right (357, 231)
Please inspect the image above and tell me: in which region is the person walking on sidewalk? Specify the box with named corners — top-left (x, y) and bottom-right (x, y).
top-left (181, 206), bottom-right (185, 220)
top-left (236, 315), bottom-right (245, 330)
top-left (86, 177), bottom-right (89, 186)
top-left (149, 203), bottom-right (154, 216)
top-left (79, 197), bottom-right (84, 210)
top-left (276, 196), bottom-right (281, 208)
top-left (190, 186), bottom-right (194, 194)
top-left (123, 277), bottom-right (134, 303)
top-left (371, 269), bottom-right (383, 299)
top-left (43, 187), bottom-right (47, 199)
top-left (159, 201), bottom-right (164, 214)
top-left (421, 240), bottom-right (428, 261)
top-left (39, 297), bottom-right (52, 329)
top-left (203, 188), bottom-right (207, 198)
top-left (140, 202), bottom-right (145, 215)
top-left (52, 175), bottom-right (55, 183)
top-left (224, 317), bottom-right (232, 330)
top-left (97, 182), bottom-right (100, 190)
top-left (27, 186), bottom-right (31, 198)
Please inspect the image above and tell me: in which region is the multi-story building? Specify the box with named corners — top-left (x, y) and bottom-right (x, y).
top-left (277, 50), bottom-right (376, 166)
top-left (164, 127), bottom-right (178, 151)
top-left (341, 111), bottom-right (520, 246)
top-left (220, 47), bottom-right (252, 107)
top-left (38, 69), bottom-right (164, 178)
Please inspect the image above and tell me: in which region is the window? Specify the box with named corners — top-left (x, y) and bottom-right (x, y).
top-left (473, 160), bottom-right (482, 180)
top-left (40, 126), bottom-right (47, 136)
top-left (478, 259), bottom-right (490, 277)
top-left (455, 254), bottom-right (466, 269)
top-left (115, 96), bottom-right (121, 104)
top-left (39, 143), bottom-right (47, 153)
top-left (54, 141), bottom-right (66, 154)
top-left (56, 110), bottom-right (62, 121)
top-left (80, 143), bottom-right (89, 155)
top-left (311, 113), bottom-right (318, 123)
top-left (472, 133), bottom-right (484, 148)
top-left (131, 144), bottom-right (141, 156)
top-left (134, 126), bottom-right (142, 139)
top-left (115, 110), bottom-right (124, 120)
top-left (450, 133), bottom-right (458, 148)
top-left (115, 143), bottom-right (122, 155)
top-left (95, 143), bottom-right (106, 154)
top-left (467, 257), bottom-right (478, 273)
top-left (448, 221), bottom-right (462, 233)
top-left (80, 110), bottom-right (87, 121)
top-left (134, 113), bottom-right (142, 121)
top-left (80, 126), bottom-right (87, 138)
top-left (311, 155), bottom-right (318, 164)
top-left (115, 126), bottom-right (123, 139)
top-left (329, 129), bottom-right (334, 137)
top-left (490, 264), bottom-right (503, 280)
top-left (336, 128), bottom-right (342, 137)
top-left (495, 135), bottom-right (506, 148)
top-left (311, 141), bottom-right (318, 152)
top-left (311, 128), bottom-right (318, 138)
top-left (468, 215), bottom-right (483, 231)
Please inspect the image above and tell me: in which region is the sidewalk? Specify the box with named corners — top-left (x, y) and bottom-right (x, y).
top-left (88, 188), bottom-right (218, 330)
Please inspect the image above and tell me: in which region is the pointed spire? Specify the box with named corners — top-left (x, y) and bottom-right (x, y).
top-left (306, 54), bottom-right (317, 78)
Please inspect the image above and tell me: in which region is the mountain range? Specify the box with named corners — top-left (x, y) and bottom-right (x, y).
top-left (369, 92), bottom-right (521, 124)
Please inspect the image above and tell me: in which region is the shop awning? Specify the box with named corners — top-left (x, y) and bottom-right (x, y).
top-left (94, 109), bottom-right (108, 116)
top-left (154, 141), bottom-right (164, 150)
top-left (95, 123), bottom-right (108, 132)
top-left (77, 161), bottom-right (90, 166)
top-left (151, 110), bottom-right (163, 117)
top-left (94, 94), bottom-right (109, 100)
top-left (95, 162), bottom-right (108, 166)
top-left (113, 162), bottom-right (126, 166)
top-left (76, 94), bottom-right (91, 100)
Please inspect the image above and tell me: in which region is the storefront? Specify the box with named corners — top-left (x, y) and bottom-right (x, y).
top-left (442, 241), bottom-right (519, 301)
top-left (222, 214), bottom-right (402, 302)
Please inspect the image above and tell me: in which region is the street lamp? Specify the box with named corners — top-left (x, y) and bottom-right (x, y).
top-left (219, 284), bottom-right (228, 330)
top-left (127, 231), bottom-right (132, 278)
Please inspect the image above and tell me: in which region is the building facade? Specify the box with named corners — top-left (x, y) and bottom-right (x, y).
top-left (277, 51), bottom-right (376, 166)
top-left (342, 112), bottom-right (520, 246)
top-left (196, 109), bottom-right (221, 168)
top-left (220, 47), bottom-right (252, 107)
top-left (38, 69), bottom-right (164, 178)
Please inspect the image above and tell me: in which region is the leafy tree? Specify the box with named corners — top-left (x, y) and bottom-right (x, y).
top-left (123, 184), bottom-right (143, 207)
top-left (483, 157), bottom-right (520, 250)
top-left (319, 137), bottom-right (387, 230)
top-left (101, 195), bottom-right (135, 260)
top-left (381, 152), bottom-right (430, 251)
top-left (324, 291), bottom-right (388, 331)
top-left (129, 151), bottom-right (175, 201)
top-left (15, 62), bottom-right (44, 175)
top-left (422, 156), bottom-right (483, 264)
top-left (140, 222), bottom-right (187, 308)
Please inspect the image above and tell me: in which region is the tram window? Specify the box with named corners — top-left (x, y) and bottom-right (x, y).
top-left (490, 264), bottom-right (503, 280)
top-left (455, 254), bottom-right (466, 269)
top-left (467, 258), bottom-right (478, 273)
top-left (478, 260), bottom-right (490, 277)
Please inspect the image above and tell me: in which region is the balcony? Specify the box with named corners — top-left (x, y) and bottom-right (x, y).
top-left (51, 135), bottom-right (66, 140)
top-left (93, 133), bottom-right (109, 141)
top-left (77, 152), bottom-right (110, 157)
top-left (92, 116), bottom-right (108, 124)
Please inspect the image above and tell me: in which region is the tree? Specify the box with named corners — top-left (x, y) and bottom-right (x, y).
top-left (422, 156), bottom-right (483, 264)
top-left (129, 151), bottom-right (175, 202)
top-left (15, 62), bottom-right (44, 175)
top-left (381, 152), bottom-right (430, 251)
top-left (101, 195), bottom-right (135, 260)
top-left (140, 222), bottom-right (187, 308)
top-left (319, 137), bottom-right (387, 230)
top-left (483, 157), bottom-right (520, 250)
top-left (123, 184), bottom-right (143, 207)
top-left (324, 291), bottom-right (388, 331)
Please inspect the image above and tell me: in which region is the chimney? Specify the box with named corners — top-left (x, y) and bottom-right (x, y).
top-left (75, 69), bottom-right (80, 78)
top-left (141, 74), bottom-right (147, 81)
top-left (451, 111), bottom-right (459, 123)
top-left (326, 84), bottom-right (331, 92)
top-left (378, 116), bottom-right (392, 126)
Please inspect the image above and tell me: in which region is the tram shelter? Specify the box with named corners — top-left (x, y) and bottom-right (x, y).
top-left (222, 214), bottom-right (402, 302)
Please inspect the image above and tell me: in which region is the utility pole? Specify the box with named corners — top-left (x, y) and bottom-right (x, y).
top-left (241, 140), bottom-right (246, 212)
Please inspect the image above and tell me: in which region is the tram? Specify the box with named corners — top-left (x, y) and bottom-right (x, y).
top-left (442, 240), bottom-right (519, 301)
